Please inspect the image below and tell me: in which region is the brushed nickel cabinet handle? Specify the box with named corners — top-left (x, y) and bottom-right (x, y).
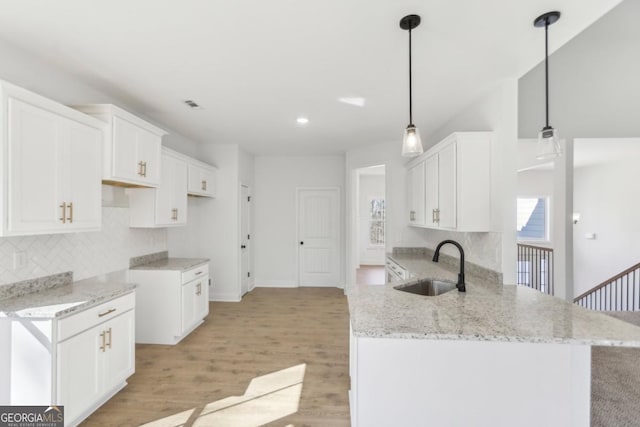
top-left (202, 180), bottom-right (207, 191)
top-left (98, 308), bottom-right (116, 317)
top-left (194, 271), bottom-right (203, 275)
top-left (59, 203), bottom-right (66, 224)
top-left (106, 327), bottom-right (112, 349)
top-left (196, 282), bottom-right (202, 296)
top-left (67, 202), bottom-right (73, 223)
top-left (99, 331), bottom-right (106, 352)
top-left (142, 161), bottom-right (147, 177)
top-left (138, 161), bottom-right (144, 176)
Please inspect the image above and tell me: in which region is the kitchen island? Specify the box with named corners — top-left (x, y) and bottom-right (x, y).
top-left (347, 251), bottom-right (640, 427)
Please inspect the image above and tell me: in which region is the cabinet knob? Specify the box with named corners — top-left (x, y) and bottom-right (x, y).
top-left (241, 245), bottom-right (246, 249)
top-left (300, 241), bottom-right (304, 245)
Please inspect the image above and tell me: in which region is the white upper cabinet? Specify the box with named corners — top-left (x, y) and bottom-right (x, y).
top-left (406, 132), bottom-right (492, 232)
top-left (1, 80), bottom-right (103, 236)
top-left (73, 104), bottom-right (166, 187)
top-left (407, 160), bottom-right (426, 226)
top-left (128, 148), bottom-right (188, 227)
top-left (187, 159), bottom-right (217, 197)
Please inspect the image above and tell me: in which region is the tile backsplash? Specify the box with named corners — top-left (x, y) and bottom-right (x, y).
top-left (0, 207), bottom-right (167, 285)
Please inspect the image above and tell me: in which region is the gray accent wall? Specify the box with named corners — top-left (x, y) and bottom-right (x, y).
top-left (518, 0), bottom-right (640, 139)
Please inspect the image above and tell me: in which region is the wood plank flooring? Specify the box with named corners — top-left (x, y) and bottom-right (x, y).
top-left (83, 287), bottom-right (351, 426)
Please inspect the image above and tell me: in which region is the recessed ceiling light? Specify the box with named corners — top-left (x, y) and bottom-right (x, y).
top-left (183, 99), bottom-right (203, 110)
top-left (338, 97), bottom-right (366, 107)
top-left (296, 117), bottom-right (309, 125)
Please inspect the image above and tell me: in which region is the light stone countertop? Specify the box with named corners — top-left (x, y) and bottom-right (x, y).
top-left (0, 270), bottom-right (135, 319)
top-left (129, 258), bottom-right (209, 271)
top-left (348, 253), bottom-right (640, 347)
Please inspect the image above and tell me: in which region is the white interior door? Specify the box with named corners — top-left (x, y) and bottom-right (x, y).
top-left (240, 185), bottom-right (250, 295)
top-left (297, 188), bottom-right (340, 287)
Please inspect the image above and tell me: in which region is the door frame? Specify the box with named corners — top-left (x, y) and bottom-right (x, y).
top-left (348, 162), bottom-right (388, 287)
top-left (295, 186), bottom-right (342, 288)
top-left (238, 183), bottom-right (253, 295)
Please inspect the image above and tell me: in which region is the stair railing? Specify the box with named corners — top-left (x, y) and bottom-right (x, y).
top-left (574, 262), bottom-right (640, 311)
top-left (516, 244), bottom-right (554, 295)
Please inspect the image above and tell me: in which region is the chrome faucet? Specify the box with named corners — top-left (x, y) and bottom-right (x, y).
top-left (432, 240), bottom-right (466, 292)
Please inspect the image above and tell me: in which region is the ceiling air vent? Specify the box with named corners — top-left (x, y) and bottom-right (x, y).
top-left (183, 99), bottom-right (203, 110)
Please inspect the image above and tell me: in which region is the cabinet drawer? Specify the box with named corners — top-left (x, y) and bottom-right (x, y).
top-left (57, 292), bottom-right (135, 342)
top-left (181, 264), bottom-right (209, 284)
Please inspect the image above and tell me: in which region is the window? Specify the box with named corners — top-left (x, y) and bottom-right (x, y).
top-left (369, 198), bottom-right (385, 246)
top-left (517, 197), bottom-right (548, 241)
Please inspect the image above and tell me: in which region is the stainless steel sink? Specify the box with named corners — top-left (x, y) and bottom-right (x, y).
top-left (394, 278), bottom-right (458, 296)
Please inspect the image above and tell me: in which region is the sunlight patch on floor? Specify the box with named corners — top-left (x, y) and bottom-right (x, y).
top-left (140, 364), bottom-right (306, 427)
top-left (139, 408), bottom-right (195, 427)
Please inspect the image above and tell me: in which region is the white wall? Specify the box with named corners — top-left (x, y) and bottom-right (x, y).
top-left (420, 80), bottom-right (519, 280)
top-left (573, 142), bottom-right (640, 297)
top-left (358, 174), bottom-right (385, 266)
top-left (167, 144), bottom-right (243, 301)
top-left (253, 155), bottom-right (345, 287)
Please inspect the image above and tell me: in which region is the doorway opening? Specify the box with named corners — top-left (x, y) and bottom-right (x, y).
top-left (355, 165), bottom-right (386, 285)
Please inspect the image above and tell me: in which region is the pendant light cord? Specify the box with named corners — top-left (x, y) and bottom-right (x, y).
top-left (408, 27), bottom-right (413, 126)
top-left (545, 20), bottom-right (549, 128)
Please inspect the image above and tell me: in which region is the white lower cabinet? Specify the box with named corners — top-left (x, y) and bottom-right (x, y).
top-left (129, 263), bottom-right (209, 345)
top-left (57, 308), bottom-right (134, 424)
top-left (1, 292), bottom-right (135, 427)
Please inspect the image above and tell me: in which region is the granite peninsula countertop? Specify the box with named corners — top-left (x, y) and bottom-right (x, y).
top-left (348, 252), bottom-right (640, 347)
top-left (0, 270), bottom-right (135, 319)
top-left (129, 257), bottom-right (209, 271)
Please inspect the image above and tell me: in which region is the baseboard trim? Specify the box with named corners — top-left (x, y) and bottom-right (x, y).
top-left (256, 280), bottom-right (297, 288)
top-left (210, 292), bottom-right (241, 302)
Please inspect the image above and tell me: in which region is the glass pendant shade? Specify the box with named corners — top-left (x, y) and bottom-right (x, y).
top-left (402, 125), bottom-right (423, 157)
top-left (536, 126), bottom-right (562, 160)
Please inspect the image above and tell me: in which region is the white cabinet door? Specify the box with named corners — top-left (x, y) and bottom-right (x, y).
top-left (7, 96), bottom-right (102, 235)
top-left (187, 162), bottom-right (217, 197)
top-left (155, 152), bottom-right (187, 226)
top-left (102, 310), bottom-right (135, 392)
top-left (137, 127), bottom-right (162, 184)
top-left (155, 153), bottom-right (176, 225)
top-left (8, 98), bottom-right (63, 233)
top-left (65, 119), bottom-right (103, 231)
top-left (57, 324), bottom-right (102, 424)
top-left (181, 281), bottom-right (197, 333)
top-left (424, 153), bottom-right (439, 228)
top-left (437, 142), bottom-right (457, 229)
top-left (194, 275), bottom-right (209, 320)
top-left (112, 116), bottom-right (141, 183)
top-left (407, 161), bottom-right (426, 226)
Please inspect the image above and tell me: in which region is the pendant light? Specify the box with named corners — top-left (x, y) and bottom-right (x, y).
top-left (400, 14), bottom-right (423, 157)
top-left (534, 11), bottom-right (562, 160)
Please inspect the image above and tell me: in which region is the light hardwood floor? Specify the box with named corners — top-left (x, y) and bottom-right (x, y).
top-left (83, 287), bottom-right (351, 426)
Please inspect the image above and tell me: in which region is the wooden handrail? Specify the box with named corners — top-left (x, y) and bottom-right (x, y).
top-left (574, 261), bottom-right (640, 302)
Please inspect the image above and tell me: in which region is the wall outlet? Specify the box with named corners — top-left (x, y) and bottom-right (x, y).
top-left (13, 251), bottom-right (27, 269)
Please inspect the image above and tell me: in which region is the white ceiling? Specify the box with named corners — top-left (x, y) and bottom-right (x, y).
top-left (0, 0), bottom-right (623, 155)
